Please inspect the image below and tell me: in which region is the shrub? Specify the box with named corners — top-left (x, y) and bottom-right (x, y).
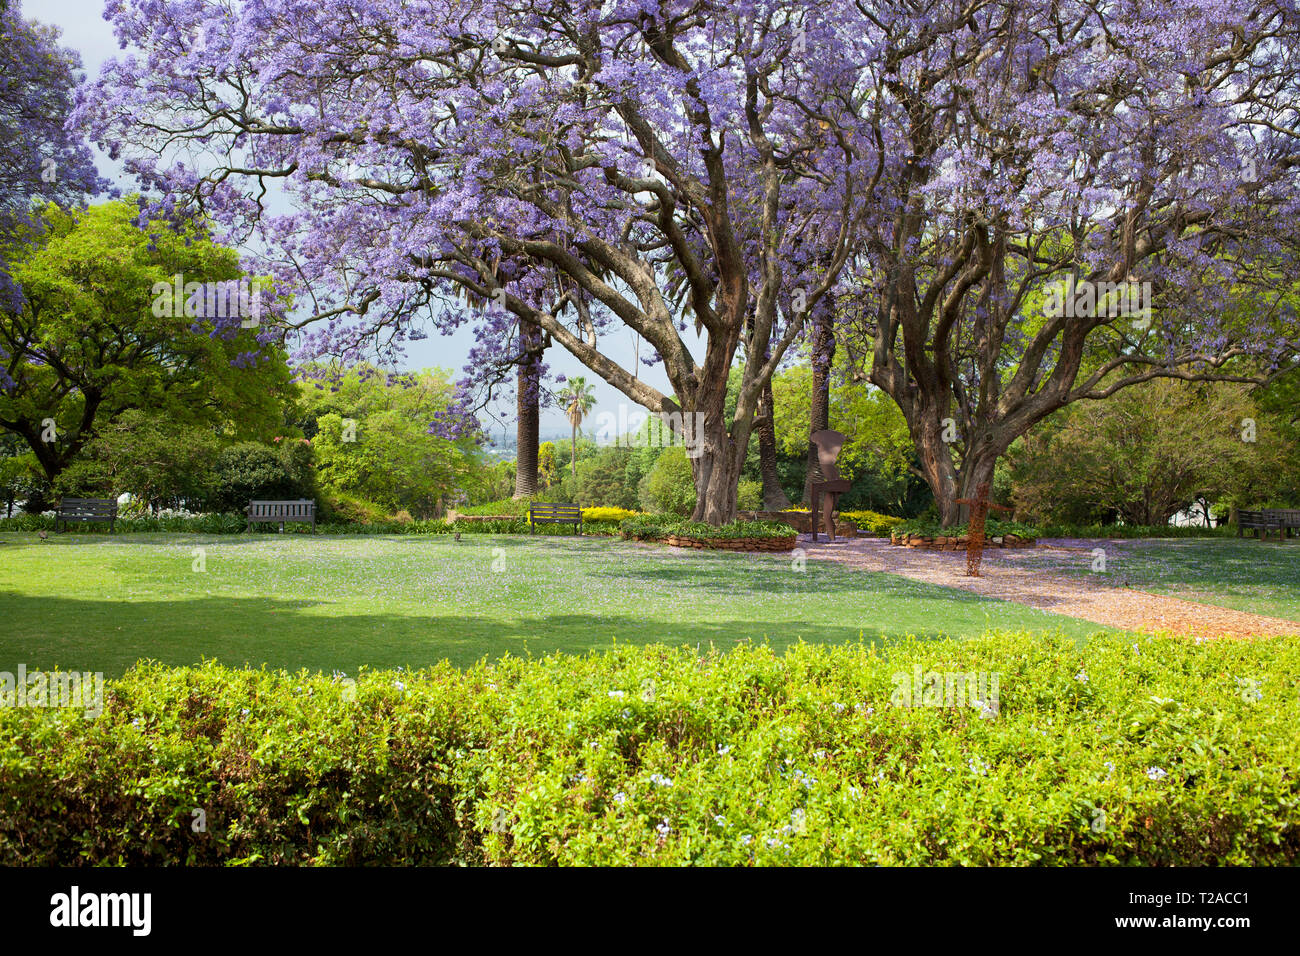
top-left (204, 442), bottom-right (314, 514)
top-left (2, 633), bottom-right (1298, 866)
top-left (839, 509), bottom-right (905, 537)
top-left (736, 480), bottom-right (763, 512)
top-left (894, 517), bottom-right (1042, 539)
top-left (581, 506), bottom-right (638, 523)
top-left (640, 447), bottom-right (696, 516)
top-left (619, 516), bottom-right (796, 541)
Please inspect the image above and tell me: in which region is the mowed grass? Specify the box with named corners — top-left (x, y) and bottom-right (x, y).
top-left (1028, 537), bottom-right (1300, 622)
top-left (0, 532), bottom-right (1109, 676)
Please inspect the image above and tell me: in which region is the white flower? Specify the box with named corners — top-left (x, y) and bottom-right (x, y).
top-left (393, 680), bottom-right (405, 691)
top-left (717, 744), bottom-right (731, 755)
top-left (1145, 766), bottom-right (1167, 781)
top-left (713, 815), bottom-right (728, 827)
top-left (1074, 670), bottom-right (1088, 683)
top-left (607, 690), bottom-right (625, 699)
top-left (656, 820), bottom-right (672, 836)
top-left (648, 773), bottom-right (673, 787)
top-left (612, 791), bottom-right (627, 804)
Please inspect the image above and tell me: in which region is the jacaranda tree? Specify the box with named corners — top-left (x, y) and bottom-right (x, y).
top-left (836, 0), bottom-right (1300, 523)
top-left (0, 0), bottom-right (105, 311)
top-left (77, 0), bottom-right (870, 524)
top-left (77, 0), bottom-right (1300, 525)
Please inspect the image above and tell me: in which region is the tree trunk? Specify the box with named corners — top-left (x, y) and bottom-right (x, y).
top-left (758, 378), bottom-right (790, 511)
top-left (512, 319), bottom-right (544, 499)
top-left (687, 376), bottom-right (745, 525)
top-left (802, 304), bottom-right (834, 504)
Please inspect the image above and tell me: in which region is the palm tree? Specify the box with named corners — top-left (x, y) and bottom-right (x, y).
top-left (556, 376), bottom-right (597, 482)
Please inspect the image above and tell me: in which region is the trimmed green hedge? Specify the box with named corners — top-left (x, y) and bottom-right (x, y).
top-left (3, 632), bottom-right (1297, 865)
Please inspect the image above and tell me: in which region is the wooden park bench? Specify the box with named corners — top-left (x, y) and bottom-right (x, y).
top-left (54, 497), bottom-right (117, 533)
top-left (1239, 509), bottom-right (1289, 539)
top-left (245, 499), bottom-right (316, 532)
top-left (528, 501), bottom-right (582, 535)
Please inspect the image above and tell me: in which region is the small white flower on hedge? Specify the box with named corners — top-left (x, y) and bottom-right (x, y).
top-left (714, 815), bottom-right (728, 827)
top-left (1146, 766), bottom-right (1168, 781)
top-left (607, 690), bottom-right (625, 699)
top-left (1074, 670), bottom-right (1088, 683)
top-left (717, 744), bottom-right (731, 755)
top-left (648, 773), bottom-right (673, 787)
top-left (656, 820), bottom-right (671, 836)
top-left (612, 792), bottom-right (627, 804)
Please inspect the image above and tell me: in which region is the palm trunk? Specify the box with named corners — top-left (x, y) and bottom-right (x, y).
top-left (512, 318), bottom-right (544, 499)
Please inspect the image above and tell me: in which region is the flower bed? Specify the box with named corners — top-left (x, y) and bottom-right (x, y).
top-left (621, 516), bottom-right (798, 551)
top-left (662, 534), bottom-right (798, 552)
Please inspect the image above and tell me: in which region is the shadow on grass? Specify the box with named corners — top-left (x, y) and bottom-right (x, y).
top-left (0, 591), bottom-right (978, 678)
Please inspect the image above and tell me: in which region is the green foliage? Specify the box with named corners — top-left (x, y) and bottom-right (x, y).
top-left (62, 409), bottom-right (222, 508)
top-left (839, 510), bottom-right (905, 537)
top-left (296, 364), bottom-right (485, 519)
top-left (0, 201), bottom-right (294, 484)
top-left (620, 515), bottom-right (795, 541)
top-left (1009, 380), bottom-right (1291, 525)
top-left (770, 361), bottom-right (927, 514)
top-left (641, 446), bottom-right (696, 516)
top-left (894, 517), bottom-right (1042, 539)
top-left (736, 479), bottom-right (762, 512)
top-left (204, 441), bottom-right (315, 514)
top-left (4, 633), bottom-right (1298, 865)
top-left (573, 446), bottom-right (641, 509)
top-left (1034, 523), bottom-right (1235, 540)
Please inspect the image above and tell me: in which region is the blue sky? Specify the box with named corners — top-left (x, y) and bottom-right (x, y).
top-left (35, 0), bottom-right (689, 434)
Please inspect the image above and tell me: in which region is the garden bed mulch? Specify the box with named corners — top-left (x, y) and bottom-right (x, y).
top-left (800, 536), bottom-right (1300, 640)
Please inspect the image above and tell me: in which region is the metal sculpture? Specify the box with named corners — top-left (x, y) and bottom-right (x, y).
top-left (954, 482), bottom-right (1012, 576)
top-left (808, 429), bottom-right (852, 543)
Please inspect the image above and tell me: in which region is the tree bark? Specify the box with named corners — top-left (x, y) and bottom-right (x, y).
top-left (758, 378), bottom-right (790, 510)
top-left (512, 318), bottom-right (544, 499)
top-left (802, 303), bottom-right (834, 504)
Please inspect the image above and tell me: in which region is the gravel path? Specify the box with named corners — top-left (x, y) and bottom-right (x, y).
top-left (799, 536), bottom-right (1300, 639)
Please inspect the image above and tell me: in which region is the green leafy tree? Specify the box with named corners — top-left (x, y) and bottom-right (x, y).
top-left (1008, 379), bottom-right (1288, 526)
top-left (67, 408), bottom-right (221, 510)
top-left (0, 201), bottom-right (293, 487)
top-left (205, 440), bottom-right (314, 514)
top-left (297, 364), bottom-right (486, 519)
top-left (537, 441), bottom-right (558, 490)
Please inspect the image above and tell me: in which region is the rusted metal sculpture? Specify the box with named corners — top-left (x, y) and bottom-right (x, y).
top-left (809, 429), bottom-right (852, 543)
top-left (954, 482), bottom-right (1012, 576)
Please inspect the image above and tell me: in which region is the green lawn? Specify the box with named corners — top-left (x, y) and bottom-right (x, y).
top-left (1028, 537), bottom-right (1300, 621)
top-left (0, 532), bottom-right (1108, 676)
